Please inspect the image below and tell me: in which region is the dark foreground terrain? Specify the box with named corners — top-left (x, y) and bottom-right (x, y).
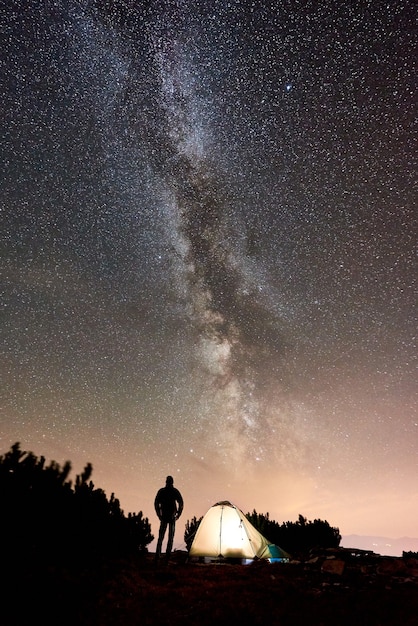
top-left (3, 549), bottom-right (418, 625)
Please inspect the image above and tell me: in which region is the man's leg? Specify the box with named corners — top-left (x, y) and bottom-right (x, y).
top-left (166, 520), bottom-right (175, 558)
top-left (156, 520), bottom-right (168, 558)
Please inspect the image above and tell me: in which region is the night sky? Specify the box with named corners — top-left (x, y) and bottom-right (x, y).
top-left (2, 1), bottom-right (417, 549)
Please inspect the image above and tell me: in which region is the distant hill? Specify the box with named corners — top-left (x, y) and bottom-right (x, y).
top-left (341, 535), bottom-right (418, 557)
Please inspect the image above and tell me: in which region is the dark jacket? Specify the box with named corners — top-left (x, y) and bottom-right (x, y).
top-left (154, 486), bottom-right (184, 522)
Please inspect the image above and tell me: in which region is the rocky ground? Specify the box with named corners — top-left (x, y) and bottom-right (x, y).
top-left (4, 548), bottom-right (418, 625)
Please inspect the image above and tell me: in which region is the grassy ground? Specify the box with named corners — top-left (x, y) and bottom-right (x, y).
top-left (4, 552), bottom-right (418, 625)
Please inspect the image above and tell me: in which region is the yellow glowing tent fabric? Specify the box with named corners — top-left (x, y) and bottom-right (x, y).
top-left (189, 501), bottom-right (289, 561)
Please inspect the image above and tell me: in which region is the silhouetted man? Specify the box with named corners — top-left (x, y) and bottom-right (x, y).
top-left (154, 475), bottom-right (184, 561)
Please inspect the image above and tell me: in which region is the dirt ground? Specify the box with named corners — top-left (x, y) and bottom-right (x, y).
top-left (4, 551), bottom-right (418, 625)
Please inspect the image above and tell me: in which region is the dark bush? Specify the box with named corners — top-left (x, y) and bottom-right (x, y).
top-left (184, 515), bottom-right (203, 550)
top-left (246, 510), bottom-right (341, 556)
top-left (0, 442), bottom-right (153, 565)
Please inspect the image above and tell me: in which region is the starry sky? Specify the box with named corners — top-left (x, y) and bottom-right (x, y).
top-left (2, 0), bottom-right (417, 549)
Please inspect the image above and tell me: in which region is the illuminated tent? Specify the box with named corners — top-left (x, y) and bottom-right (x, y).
top-left (189, 501), bottom-right (290, 562)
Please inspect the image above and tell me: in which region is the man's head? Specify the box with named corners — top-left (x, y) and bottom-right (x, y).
top-left (166, 475), bottom-right (174, 486)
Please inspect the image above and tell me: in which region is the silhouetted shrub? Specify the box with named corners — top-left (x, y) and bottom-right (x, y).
top-left (184, 515), bottom-right (203, 551)
top-left (246, 510), bottom-right (341, 555)
top-left (0, 442), bottom-right (153, 565)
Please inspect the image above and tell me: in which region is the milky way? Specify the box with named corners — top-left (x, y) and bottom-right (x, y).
top-left (2, 1), bottom-right (417, 546)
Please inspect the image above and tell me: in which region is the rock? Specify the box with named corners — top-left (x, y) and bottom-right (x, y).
top-left (407, 568), bottom-right (418, 578)
top-left (321, 559), bottom-right (345, 576)
top-left (376, 558), bottom-right (408, 576)
top-left (306, 557), bottom-right (319, 564)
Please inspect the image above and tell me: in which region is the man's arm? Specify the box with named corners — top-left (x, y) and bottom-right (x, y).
top-left (176, 490), bottom-right (184, 518)
top-left (154, 490), bottom-right (162, 518)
